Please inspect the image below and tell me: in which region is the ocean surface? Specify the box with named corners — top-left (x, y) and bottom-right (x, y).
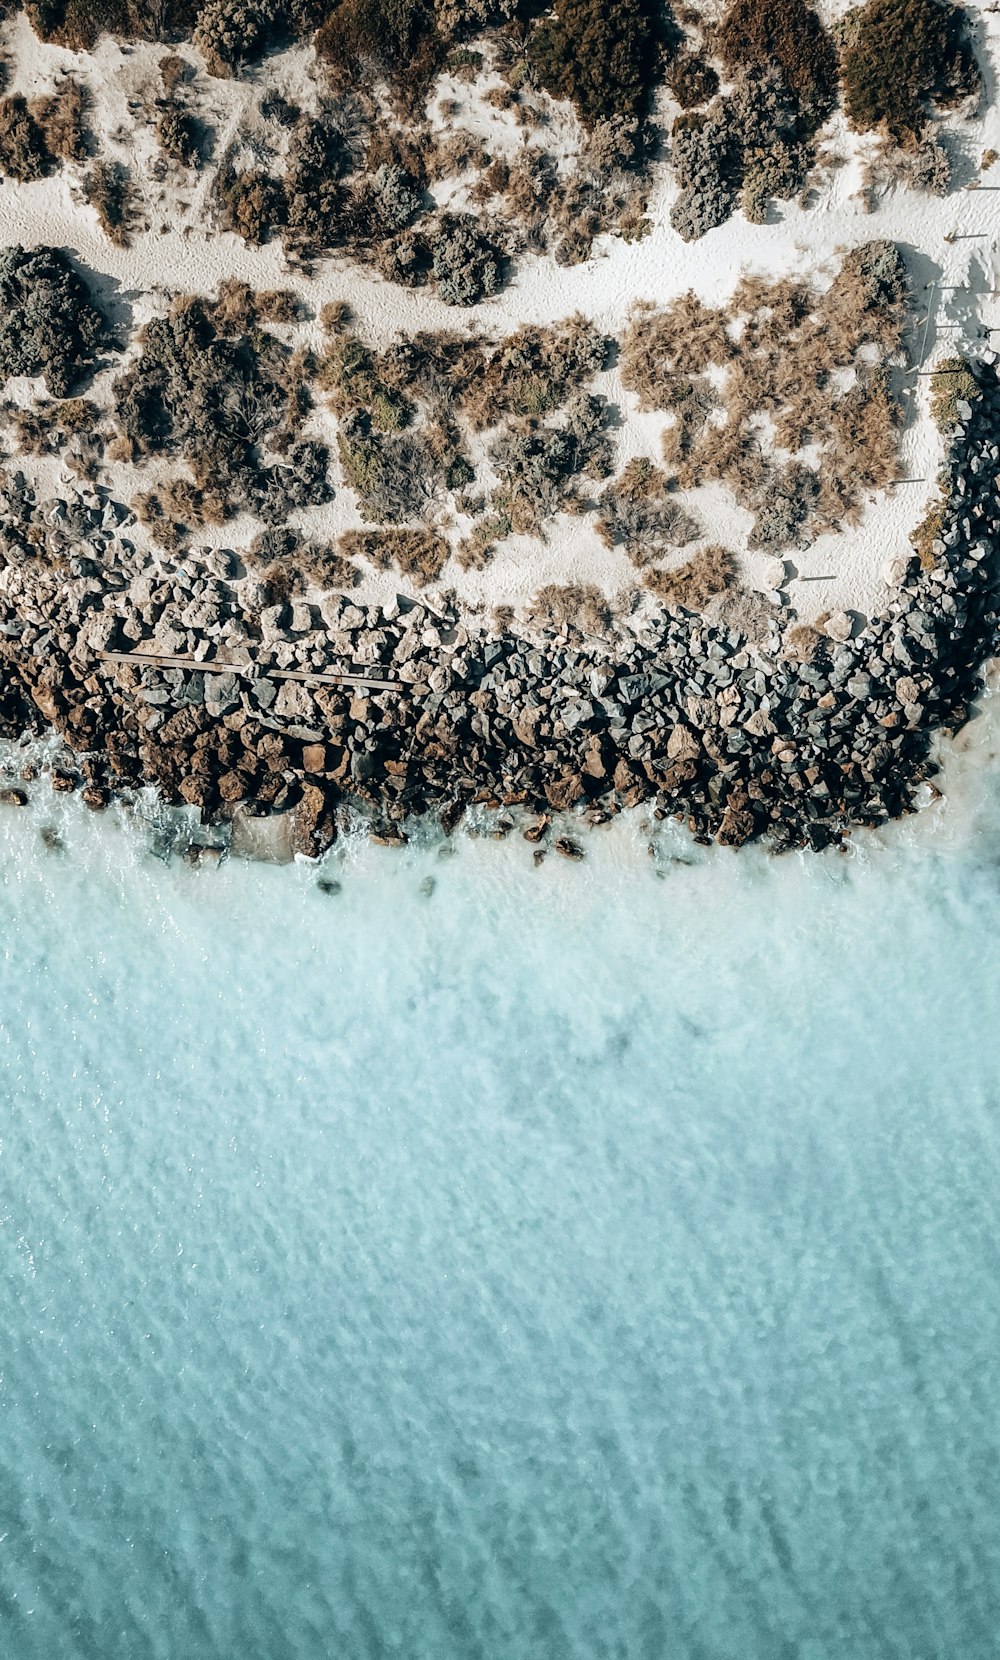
top-left (3, 703), bottom-right (1000, 1659)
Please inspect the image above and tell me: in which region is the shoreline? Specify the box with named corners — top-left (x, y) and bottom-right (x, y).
top-left (0, 363), bottom-right (997, 861)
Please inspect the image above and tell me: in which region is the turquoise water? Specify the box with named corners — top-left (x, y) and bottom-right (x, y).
top-left (3, 743), bottom-right (1000, 1657)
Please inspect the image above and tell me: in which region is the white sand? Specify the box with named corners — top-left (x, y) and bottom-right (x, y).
top-left (0, 5), bottom-right (998, 624)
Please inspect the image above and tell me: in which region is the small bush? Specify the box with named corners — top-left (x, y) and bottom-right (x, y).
top-left (647, 544), bottom-right (735, 610)
top-left (0, 245), bottom-right (107, 397)
top-left (282, 107), bottom-right (355, 252)
top-left (596, 464), bottom-right (701, 564)
top-left (315, 0), bottom-right (444, 107)
top-left (0, 96), bottom-right (54, 183)
top-left (339, 526), bottom-right (448, 585)
top-left (84, 160), bottom-right (135, 245)
top-left (840, 0), bottom-right (980, 143)
top-left (461, 315), bottom-right (609, 428)
top-left (216, 167), bottom-right (285, 244)
top-left (667, 52), bottom-right (719, 109)
top-left (337, 414), bottom-right (438, 522)
top-left (30, 79), bottom-right (89, 163)
top-left (716, 0), bottom-right (837, 129)
top-left (528, 582), bottom-right (611, 636)
top-left (133, 474), bottom-right (228, 550)
top-left (428, 213), bottom-right (501, 306)
top-left (192, 0), bottom-right (283, 74)
top-left (156, 100), bottom-right (201, 166)
top-left (526, 0), bottom-right (670, 129)
top-left (929, 355), bottom-right (979, 428)
top-left (25, 0), bottom-right (200, 50)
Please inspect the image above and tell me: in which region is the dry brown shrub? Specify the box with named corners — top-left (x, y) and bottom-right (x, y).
top-left (4, 396), bottom-right (100, 454)
top-left (160, 53), bottom-right (189, 93)
top-left (459, 315), bottom-right (608, 429)
top-left (211, 277), bottom-right (300, 331)
top-left (646, 544), bottom-right (735, 611)
top-left (911, 498), bottom-right (946, 569)
top-left (338, 527), bottom-right (449, 585)
top-left (621, 294), bottom-right (733, 409)
top-left (528, 582), bottom-right (611, 635)
top-left (30, 79), bottom-right (89, 163)
top-left (84, 160), bottom-right (134, 245)
top-left (827, 365), bottom-right (900, 492)
top-left (133, 475), bottom-right (228, 550)
top-left (0, 95), bottom-right (53, 182)
top-left (262, 545), bottom-right (360, 594)
top-left (783, 621), bottom-right (824, 662)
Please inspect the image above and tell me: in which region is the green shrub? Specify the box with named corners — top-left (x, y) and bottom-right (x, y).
top-left (716, 0), bottom-right (837, 128)
top-left (0, 245), bottom-right (107, 398)
top-left (666, 52), bottom-right (719, 110)
top-left (314, 0), bottom-right (444, 104)
top-left (526, 0), bottom-right (671, 129)
top-left (840, 0), bottom-right (979, 143)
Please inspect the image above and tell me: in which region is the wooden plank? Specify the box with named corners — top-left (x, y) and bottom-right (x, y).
top-left (96, 650), bottom-right (399, 692)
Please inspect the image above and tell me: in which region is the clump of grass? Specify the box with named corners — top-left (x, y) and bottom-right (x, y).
top-left (929, 354), bottom-right (980, 428)
top-left (210, 277), bottom-right (300, 332)
top-left (460, 315), bottom-right (610, 429)
top-left (528, 582), bottom-right (612, 635)
top-left (911, 498), bottom-right (947, 569)
top-left (3, 395), bottom-right (100, 455)
top-left (596, 460), bottom-right (702, 565)
top-left (339, 527), bottom-right (449, 585)
top-left (132, 476), bottom-right (229, 552)
top-left (646, 545), bottom-right (736, 610)
top-left (31, 79), bottom-right (89, 163)
top-left (620, 293), bottom-right (732, 409)
top-left (83, 159), bottom-right (134, 245)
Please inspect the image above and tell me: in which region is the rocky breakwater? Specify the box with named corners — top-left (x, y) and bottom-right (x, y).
top-left (0, 365), bottom-right (997, 857)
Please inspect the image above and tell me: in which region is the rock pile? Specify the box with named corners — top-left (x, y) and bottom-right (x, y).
top-left (0, 363), bottom-right (997, 856)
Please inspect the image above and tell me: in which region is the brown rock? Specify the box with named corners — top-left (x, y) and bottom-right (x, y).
top-left (179, 776), bottom-right (212, 809)
top-left (554, 836), bottom-right (584, 861)
top-left (667, 724), bottom-right (700, 762)
top-left (217, 770), bottom-right (246, 803)
top-left (523, 815), bottom-right (550, 844)
top-left (716, 789), bottom-right (755, 849)
top-left (50, 770), bottom-right (77, 793)
top-left (82, 786), bottom-right (109, 811)
top-left (0, 786), bottom-right (28, 806)
top-left (302, 742), bottom-right (330, 774)
top-left (544, 772), bottom-right (585, 812)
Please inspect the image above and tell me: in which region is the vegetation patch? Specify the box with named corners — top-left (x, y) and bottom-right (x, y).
top-left (621, 241), bottom-right (910, 548)
top-left (839, 0), bottom-right (980, 143)
top-left (646, 544), bottom-right (735, 610)
top-left (929, 355), bottom-right (980, 429)
top-left (715, 0), bottom-right (837, 130)
top-left (339, 526), bottom-right (449, 584)
top-left (0, 245), bottom-right (107, 398)
top-left (526, 0), bottom-right (674, 129)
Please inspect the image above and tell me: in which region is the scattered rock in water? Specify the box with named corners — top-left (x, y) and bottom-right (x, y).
top-left (419, 875), bottom-right (436, 897)
top-left (317, 876), bottom-right (342, 896)
top-left (40, 825), bottom-right (63, 853)
top-left (554, 836), bottom-right (584, 861)
top-left (0, 787), bottom-right (28, 807)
